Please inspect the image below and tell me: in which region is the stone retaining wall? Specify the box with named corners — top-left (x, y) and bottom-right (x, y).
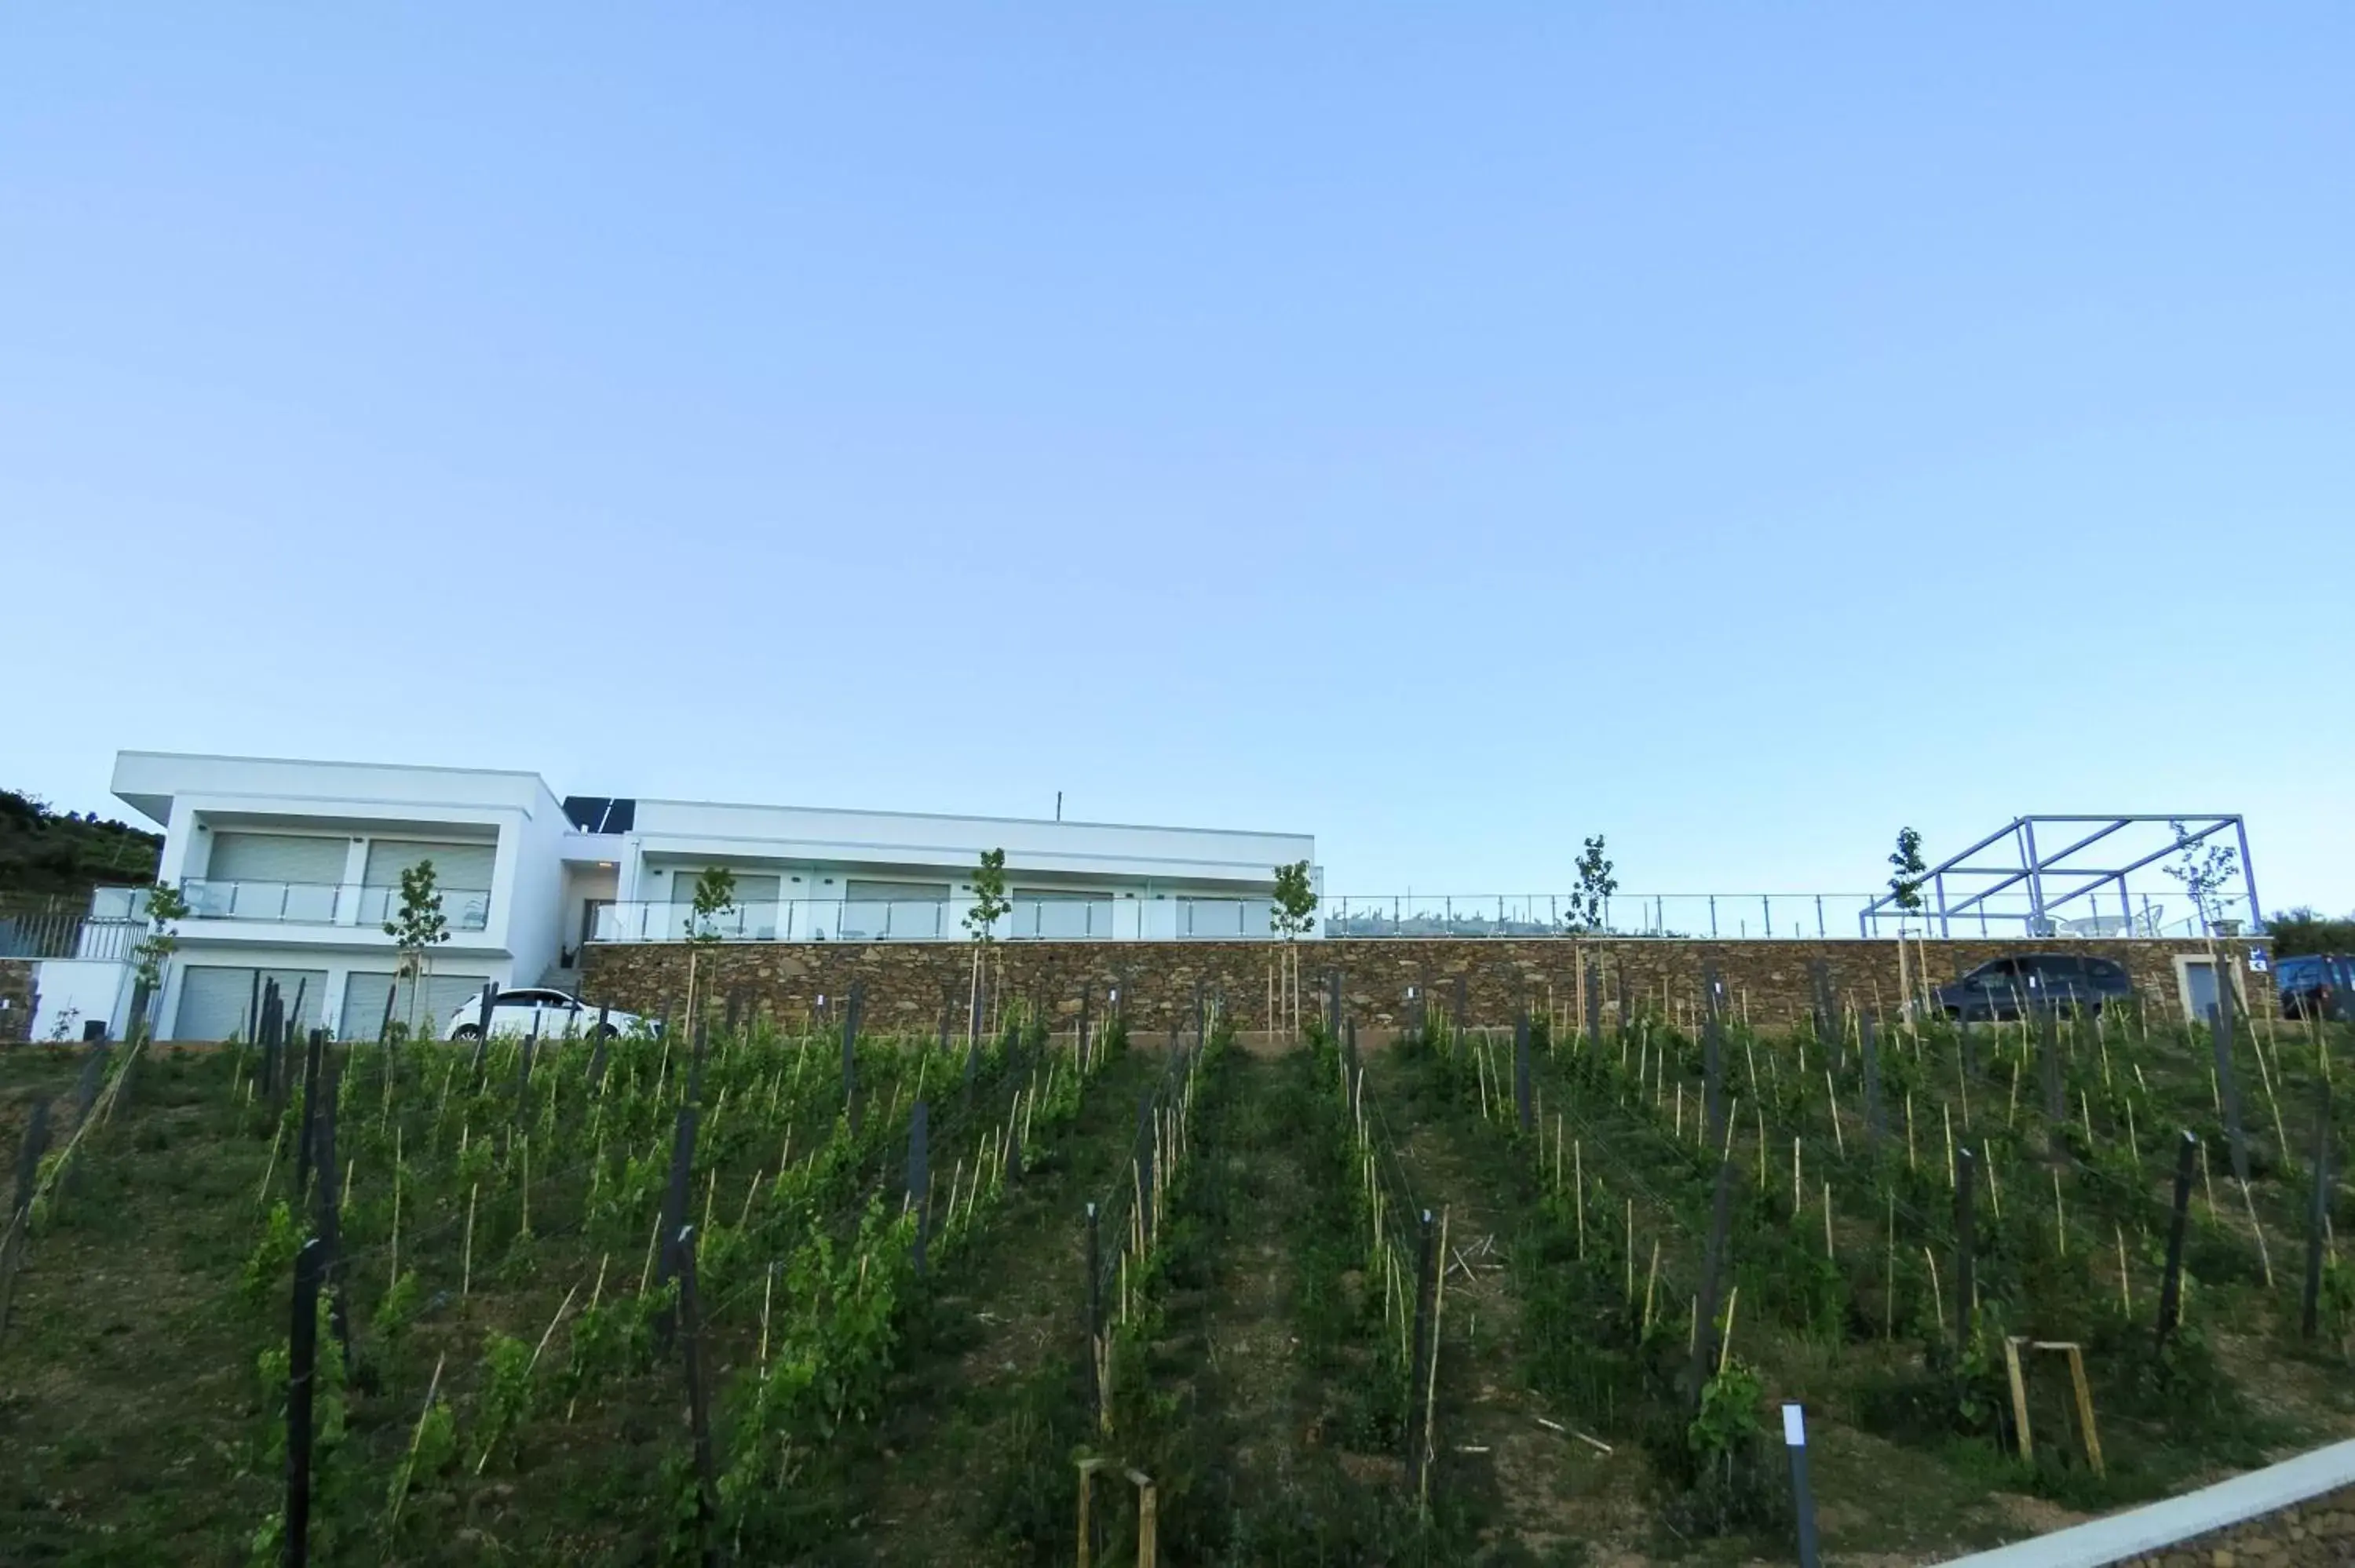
top-left (2115, 1483), bottom-right (2355, 1566)
top-left (581, 935), bottom-right (2264, 1036)
top-left (0, 960), bottom-right (33, 1045)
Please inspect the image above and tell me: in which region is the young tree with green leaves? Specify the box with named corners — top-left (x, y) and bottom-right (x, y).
top-left (133, 880), bottom-right (188, 1040)
top-left (686, 866), bottom-right (739, 944)
top-left (1565, 834), bottom-right (1617, 933)
top-left (683, 866), bottom-right (739, 1033)
top-left (2166, 821), bottom-right (2241, 936)
top-left (1888, 827), bottom-right (1928, 915)
top-left (963, 848), bottom-right (1010, 1047)
top-left (1270, 859), bottom-right (1317, 1035)
top-left (382, 860), bottom-right (451, 1039)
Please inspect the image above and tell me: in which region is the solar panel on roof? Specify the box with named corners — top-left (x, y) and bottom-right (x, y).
top-left (561, 797), bottom-right (636, 833)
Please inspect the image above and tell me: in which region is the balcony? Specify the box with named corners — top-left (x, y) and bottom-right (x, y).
top-left (590, 895), bottom-right (1277, 943)
top-left (181, 878), bottom-right (491, 932)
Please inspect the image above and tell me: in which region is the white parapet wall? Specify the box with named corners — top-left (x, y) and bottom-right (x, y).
top-left (1937, 1439), bottom-right (2355, 1568)
top-left (30, 957), bottom-right (136, 1041)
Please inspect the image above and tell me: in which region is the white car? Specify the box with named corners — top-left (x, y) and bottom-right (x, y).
top-left (444, 986), bottom-right (651, 1041)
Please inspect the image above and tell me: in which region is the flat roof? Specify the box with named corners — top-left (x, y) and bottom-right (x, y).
top-left (108, 752), bottom-right (1310, 850)
top-left (627, 793), bottom-right (1311, 843)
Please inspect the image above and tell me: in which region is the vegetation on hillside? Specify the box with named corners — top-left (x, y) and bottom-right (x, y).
top-left (2266, 906), bottom-right (2355, 957)
top-left (0, 788), bottom-right (162, 897)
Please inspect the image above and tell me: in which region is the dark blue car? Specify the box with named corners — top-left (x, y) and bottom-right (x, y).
top-left (2278, 954), bottom-right (2353, 1021)
top-left (1936, 954), bottom-right (2137, 1022)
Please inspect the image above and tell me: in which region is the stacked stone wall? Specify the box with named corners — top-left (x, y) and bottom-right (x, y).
top-left (2116, 1482), bottom-right (2355, 1566)
top-left (0, 960), bottom-right (31, 1044)
top-left (582, 935), bottom-right (2266, 1036)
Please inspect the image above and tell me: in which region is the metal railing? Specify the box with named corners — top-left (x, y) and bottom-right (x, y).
top-left (2, 881), bottom-right (2268, 957)
top-left (0, 894), bottom-right (143, 961)
top-left (1322, 892), bottom-right (2260, 941)
top-left (1324, 892), bottom-right (1883, 940)
top-left (582, 889), bottom-right (2267, 945)
top-left (180, 878), bottom-right (491, 931)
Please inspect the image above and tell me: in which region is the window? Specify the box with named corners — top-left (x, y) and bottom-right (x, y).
top-left (842, 880), bottom-right (948, 941)
top-left (1013, 888), bottom-right (1114, 939)
top-left (363, 839), bottom-right (495, 892)
top-left (1965, 960), bottom-right (2018, 990)
top-left (670, 871), bottom-right (782, 904)
top-left (201, 833), bottom-right (346, 919)
top-left (206, 833), bottom-right (346, 884)
top-left (844, 880), bottom-right (948, 903)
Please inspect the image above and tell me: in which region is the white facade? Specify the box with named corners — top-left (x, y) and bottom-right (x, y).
top-left (91, 751), bottom-right (1318, 1040)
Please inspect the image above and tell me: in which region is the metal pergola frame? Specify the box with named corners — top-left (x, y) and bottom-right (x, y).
top-left (1857, 814), bottom-right (2260, 939)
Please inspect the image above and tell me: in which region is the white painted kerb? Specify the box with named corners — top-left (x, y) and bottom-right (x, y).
top-left (1937, 1439), bottom-right (2355, 1567)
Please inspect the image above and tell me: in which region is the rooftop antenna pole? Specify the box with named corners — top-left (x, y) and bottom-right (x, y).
top-left (1056, 791), bottom-right (1062, 822)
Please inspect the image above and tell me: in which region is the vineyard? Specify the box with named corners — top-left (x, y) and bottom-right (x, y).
top-left (4, 979), bottom-right (2355, 1565)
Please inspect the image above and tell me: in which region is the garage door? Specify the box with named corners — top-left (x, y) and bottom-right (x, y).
top-left (340, 971), bottom-right (490, 1040)
top-left (173, 965), bottom-right (328, 1041)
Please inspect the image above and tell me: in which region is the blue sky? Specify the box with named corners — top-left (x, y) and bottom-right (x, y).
top-left (4, 6), bottom-right (2350, 911)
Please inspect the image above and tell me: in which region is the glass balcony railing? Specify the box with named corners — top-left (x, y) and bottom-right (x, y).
top-left (586, 890), bottom-right (2269, 945)
top-left (591, 896), bottom-right (1280, 943)
top-left (181, 879), bottom-right (491, 931)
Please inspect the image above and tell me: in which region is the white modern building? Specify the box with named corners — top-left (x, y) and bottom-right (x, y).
top-left (39, 751), bottom-right (1317, 1041)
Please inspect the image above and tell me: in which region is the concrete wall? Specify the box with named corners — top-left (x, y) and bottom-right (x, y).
top-left (505, 792), bottom-right (571, 985)
top-left (29, 958), bottom-right (134, 1041)
top-left (582, 935), bottom-right (2269, 1034)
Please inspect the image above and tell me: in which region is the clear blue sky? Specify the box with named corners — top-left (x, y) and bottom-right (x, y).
top-left (5, 6), bottom-right (2350, 910)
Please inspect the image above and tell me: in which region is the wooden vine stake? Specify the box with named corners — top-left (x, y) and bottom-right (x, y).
top-left (1127, 1468), bottom-right (1160, 1568)
top-left (1404, 1208), bottom-right (1443, 1506)
top-left (1955, 1147), bottom-right (1977, 1344)
top-left (1624, 1199), bottom-right (1635, 1307)
top-left (2306, 1081), bottom-right (2333, 1340)
top-left (1574, 1140), bottom-right (1586, 1259)
top-left (2157, 1132), bottom-right (2196, 1349)
top-left (387, 1354), bottom-right (447, 1533)
top-left (1086, 1202), bottom-right (1109, 1434)
top-left (2243, 1178), bottom-right (2276, 1289)
top-left (462, 1183), bottom-right (479, 1298)
top-left (1860, 1014), bottom-right (1884, 1151)
top-left (2211, 1001), bottom-right (2251, 1183)
top-left (2003, 1336), bottom-right (2033, 1460)
top-left (1419, 1207), bottom-right (1450, 1511)
top-left (1883, 1194), bottom-right (1896, 1340)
